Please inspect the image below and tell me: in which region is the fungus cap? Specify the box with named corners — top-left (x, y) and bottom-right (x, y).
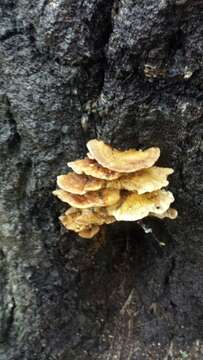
top-left (106, 166), bottom-right (174, 194)
top-left (79, 225), bottom-right (100, 239)
top-left (108, 190), bottom-right (174, 221)
top-left (53, 189), bottom-right (120, 208)
top-left (150, 208), bottom-right (178, 219)
top-left (59, 208), bottom-right (86, 232)
top-left (57, 172), bottom-right (104, 195)
top-left (87, 139), bottom-right (160, 173)
top-left (76, 208), bottom-right (116, 226)
top-left (60, 210), bottom-right (100, 238)
top-left (68, 157), bottom-right (122, 180)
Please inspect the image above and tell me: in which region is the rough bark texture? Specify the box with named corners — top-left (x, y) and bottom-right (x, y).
top-left (0, 1), bottom-right (203, 359)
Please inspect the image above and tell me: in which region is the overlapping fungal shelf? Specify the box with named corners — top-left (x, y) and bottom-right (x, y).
top-left (53, 139), bottom-right (177, 238)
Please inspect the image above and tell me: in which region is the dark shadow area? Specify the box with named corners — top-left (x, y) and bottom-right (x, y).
top-left (70, 222), bottom-right (173, 353)
top-left (58, 219), bottom-right (203, 358)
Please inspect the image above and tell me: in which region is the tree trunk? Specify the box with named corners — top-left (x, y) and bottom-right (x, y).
top-left (0, 1), bottom-right (202, 359)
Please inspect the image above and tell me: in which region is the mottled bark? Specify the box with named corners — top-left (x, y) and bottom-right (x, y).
top-left (0, 1), bottom-right (203, 359)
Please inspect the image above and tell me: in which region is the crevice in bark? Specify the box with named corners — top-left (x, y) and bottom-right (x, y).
top-left (163, 257), bottom-right (176, 288)
top-left (77, 0), bottom-right (115, 141)
top-left (4, 96), bottom-right (21, 154)
top-left (0, 296), bottom-right (16, 344)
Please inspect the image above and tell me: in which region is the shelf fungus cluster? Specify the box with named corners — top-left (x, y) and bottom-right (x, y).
top-left (53, 139), bottom-right (177, 239)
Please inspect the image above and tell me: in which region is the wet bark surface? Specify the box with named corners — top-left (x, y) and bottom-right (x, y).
top-left (0, 1), bottom-right (203, 359)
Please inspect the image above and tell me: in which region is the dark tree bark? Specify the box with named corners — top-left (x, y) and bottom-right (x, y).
top-left (0, 1), bottom-right (203, 359)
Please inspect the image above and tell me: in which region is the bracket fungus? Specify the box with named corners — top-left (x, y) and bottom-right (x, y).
top-left (107, 190), bottom-right (175, 221)
top-left (53, 139), bottom-right (177, 238)
top-left (87, 139), bottom-right (160, 172)
top-left (68, 157), bottom-right (122, 180)
top-left (53, 188), bottom-right (120, 208)
top-left (57, 172), bottom-right (104, 194)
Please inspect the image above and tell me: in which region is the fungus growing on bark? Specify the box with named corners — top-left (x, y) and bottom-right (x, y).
top-left (75, 208), bottom-right (115, 226)
top-left (68, 157), bottom-right (122, 180)
top-left (79, 225), bottom-right (100, 239)
top-left (106, 166), bottom-right (174, 194)
top-left (107, 190), bottom-right (175, 221)
top-left (59, 208), bottom-right (85, 233)
top-left (57, 172), bottom-right (104, 194)
top-left (57, 166), bottom-right (173, 195)
top-left (58, 207), bottom-right (115, 239)
top-left (53, 139), bottom-right (177, 239)
top-left (87, 139), bottom-right (160, 172)
top-left (53, 188), bottom-right (120, 208)
top-left (60, 211), bottom-right (100, 239)
top-left (150, 208), bottom-right (178, 219)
